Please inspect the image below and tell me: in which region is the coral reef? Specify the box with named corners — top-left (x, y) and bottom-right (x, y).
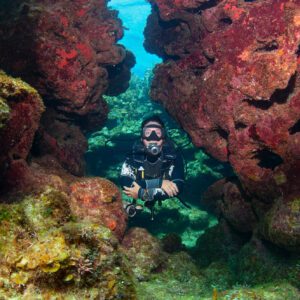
top-left (0, 0), bottom-right (135, 179)
top-left (0, 3), bottom-right (132, 296)
top-left (0, 0), bottom-right (134, 127)
top-left (0, 71), bottom-right (44, 193)
top-left (69, 177), bottom-right (127, 241)
top-left (0, 0), bottom-right (299, 298)
top-left (0, 187), bottom-right (136, 299)
top-left (145, 0), bottom-right (300, 252)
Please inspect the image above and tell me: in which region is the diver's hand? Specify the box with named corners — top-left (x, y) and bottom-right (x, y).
top-left (161, 180), bottom-right (179, 197)
top-left (123, 182), bottom-right (141, 199)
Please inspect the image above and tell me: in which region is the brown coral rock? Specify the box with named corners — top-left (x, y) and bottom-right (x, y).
top-left (203, 178), bottom-right (257, 233)
top-left (34, 109), bottom-right (88, 176)
top-left (69, 178), bottom-right (127, 241)
top-left (0, 72), bottom-right (44, 162)
top-left (120, 227), bottom-right (167, 281)
top-left (260, 194), bottom-right (300, 251)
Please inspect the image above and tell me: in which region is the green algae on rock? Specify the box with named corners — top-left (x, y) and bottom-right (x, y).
top-left (0, 70), bottom-right (44, 157)
top-left (0, 96), bottom-right (9, 130)
top-left (120, 227), bottom-right (167, 281)
top-left (22, 187), bottom-right (72, 232)
top-left (0, 70), bottom-right (40, 98)
top-left (0, 187), bottom-right (136, 299)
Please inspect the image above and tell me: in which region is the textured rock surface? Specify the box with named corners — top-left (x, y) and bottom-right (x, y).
top-left (69, 178), bottom-right (127, 241)
top-left (34, 109), bottom-right (88, 176)
top-left (202, 178), bottom-right (257, 233)
top-left (0, 71), bottom-right (44, 192)
top-left (194, 219), bottom-right (249, 267)
top-left (146, 0), bottom-right (300, 251)
top-left (0, 0), bottom-right (133, 127)
top-left (120, 227), bottom-right (167, 281)
top-left (260, 194), bottom-right (300, 251)
top-left (0, 0), bottom-right (135, 184)
top-left (233, 237), bottom-right (300, 287)
top-left (0, 188), bottom-right (136, 299)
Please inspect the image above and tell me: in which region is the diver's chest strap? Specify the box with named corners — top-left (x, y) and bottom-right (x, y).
top-left (134, 157), bottom-right (172, 180)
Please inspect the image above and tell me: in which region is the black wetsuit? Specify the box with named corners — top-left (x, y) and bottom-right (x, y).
top-left (120, 139), bottom-right (185, 203)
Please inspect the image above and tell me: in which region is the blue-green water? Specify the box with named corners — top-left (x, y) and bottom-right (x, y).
top-left (109, 0), bottom-right (161, 77)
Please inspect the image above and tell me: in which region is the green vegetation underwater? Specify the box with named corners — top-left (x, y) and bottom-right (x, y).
top-left (0, 0), bottom-right (299, 299)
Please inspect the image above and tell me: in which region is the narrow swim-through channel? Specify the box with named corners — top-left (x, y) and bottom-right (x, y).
top-left (85, 0), bottom-right (232, 250)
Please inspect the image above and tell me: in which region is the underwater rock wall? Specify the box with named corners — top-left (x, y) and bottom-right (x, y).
top-left (0, 0), bottom-right (135, 176)
top-left (0, 0), bottom-right (134, 125)
top-left (0, 71), bottom-right (45, 193)
top-left (145, 0), bottom-right (300, 251)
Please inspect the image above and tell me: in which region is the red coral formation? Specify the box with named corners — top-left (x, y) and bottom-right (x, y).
top-left (0, 1), bottom-right (132, 240)
top-left (0, 0), bottom-right (134, 126)
top-left (106, 50), bottom-right (136, 96)
top-left (146, 0), bottom-right (300, 250)
top-left (69, 178), bottom-right (127, 241)
top-left (0, 0), bottom-right (135, 184)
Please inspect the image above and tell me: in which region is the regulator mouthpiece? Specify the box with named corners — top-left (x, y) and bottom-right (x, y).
top-left (146, 143), bottom-right (162, 156)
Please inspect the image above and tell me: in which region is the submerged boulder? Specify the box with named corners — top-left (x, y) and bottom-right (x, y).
top-left (69, 177), bottom-right (127, 241)
top-left (120, 227), bottom-right (167, 281)
top-left (194, 219), bottom-right (249, 268)
top-left (202, 178), bottom-right (257, 233)
top-left (233, 237), bottom-right (300, 287)
top-left (260, 194), bottom-right (300, 252)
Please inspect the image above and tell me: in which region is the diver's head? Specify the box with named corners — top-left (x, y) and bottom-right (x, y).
top-left (141, 115), bottom-right (166, 156)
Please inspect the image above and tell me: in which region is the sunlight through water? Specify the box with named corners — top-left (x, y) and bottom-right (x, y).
top-left (109, 0), bottom-right (161, 77)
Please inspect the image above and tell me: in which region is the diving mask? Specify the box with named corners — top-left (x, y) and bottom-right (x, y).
top-left (142, 125), bottom-right (163, 141)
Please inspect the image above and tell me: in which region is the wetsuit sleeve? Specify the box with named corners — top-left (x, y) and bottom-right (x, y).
top-left (139, 152), bottom-right (185, 202)
top-left (166, 152), bottom-right (185, 193)
top-left (119, 159), bottom-right (136, 188)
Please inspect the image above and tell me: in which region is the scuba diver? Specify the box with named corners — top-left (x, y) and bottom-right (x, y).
top-left (120, 115), bottom-right (185, 219)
